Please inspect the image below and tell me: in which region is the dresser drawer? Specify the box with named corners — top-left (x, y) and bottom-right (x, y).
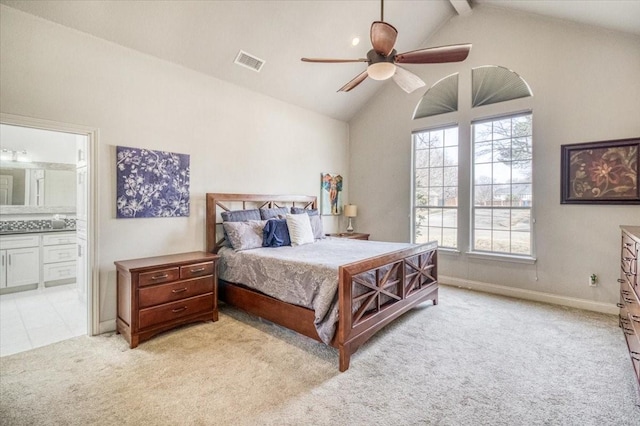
top-left (138, 276), bottom-right (214, 308)
top-left (43, 261), bottom-right (76, 282)
top-left (139, 267), bottom-right (179, 287)
top-left (180, 261), bottom-right (214, 279)
top-left (43, 244), bottom-right (76, 263)
top-left (138, 293), bottom-right (213, 329)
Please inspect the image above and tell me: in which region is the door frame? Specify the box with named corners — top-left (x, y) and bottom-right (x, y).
top-left (0, 112), bottom-right (100, 335)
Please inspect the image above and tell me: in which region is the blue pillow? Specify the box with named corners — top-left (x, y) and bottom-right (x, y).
top-left (262, 218), bottom-right (291, 247)
top-left (290, 207), bottom-right (319, 216)
top-left (259, 207), bottom-right (289, 220)
top-left (221, 209), bottom-right (261, 222)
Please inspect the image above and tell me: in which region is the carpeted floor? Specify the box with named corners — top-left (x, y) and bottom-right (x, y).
top-left (1, 285), bottom-right (639, 425)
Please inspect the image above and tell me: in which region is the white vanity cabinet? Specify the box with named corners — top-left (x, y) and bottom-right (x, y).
top-left (0, 235), bottom-right (40, 288)
top-left (42, 232), bottom-right (76, 284)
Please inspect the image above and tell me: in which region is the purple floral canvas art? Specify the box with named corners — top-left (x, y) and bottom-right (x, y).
top-left (116, 146), bottom-right (190, 218)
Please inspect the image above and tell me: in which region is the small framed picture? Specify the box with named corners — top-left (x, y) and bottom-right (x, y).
top-left (320, 172), bottom-right (343, 215)
top-left (560, 137), bottom-right (639, 204)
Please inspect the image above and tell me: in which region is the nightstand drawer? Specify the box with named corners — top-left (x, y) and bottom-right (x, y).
top-left (138, 276), bottom-right (214, 308)
top-left (139, 267), bottom-right (180, 287)
top-left (180, 261), bottom-right (214, 279)
top-left (138, 293), bottom-right (213, 329)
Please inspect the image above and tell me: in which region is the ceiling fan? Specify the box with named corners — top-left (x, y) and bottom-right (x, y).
top-left (301, 0), bottom-right (472, 93)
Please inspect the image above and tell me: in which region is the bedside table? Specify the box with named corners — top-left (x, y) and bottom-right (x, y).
top-left (115, 251), bottom-right (219, 348)
top-left (326, 232), bottom-right (370, 240)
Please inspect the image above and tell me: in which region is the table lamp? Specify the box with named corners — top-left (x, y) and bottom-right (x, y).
top-left (344, 204), bottom-right (357, 233)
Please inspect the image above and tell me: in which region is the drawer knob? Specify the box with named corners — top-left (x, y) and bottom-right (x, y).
top-left (618, 279), bottom-right (625, 283)
top-left (624, 328), bottom-right (635, 335)
top-left (631, 315), bottom-right (640, 323)
top-left (151, 274), bottom-right (169, 280)
top-left (617, 303), bottom-right (625, 308)
top-left (190, 267), bottom-right (206, 273)
top-left (171, 288), bottom-right (188, 294)
top-left (172, 306), bottom-right (187, 313)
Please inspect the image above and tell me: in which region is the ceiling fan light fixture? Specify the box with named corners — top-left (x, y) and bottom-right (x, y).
top-left (367, 62), bottom-right (396, 80)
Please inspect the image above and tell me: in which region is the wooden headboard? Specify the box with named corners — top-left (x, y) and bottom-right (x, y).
top-left (205, 193), bottom-right (317, 254)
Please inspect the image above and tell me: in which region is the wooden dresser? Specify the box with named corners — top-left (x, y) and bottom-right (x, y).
top-left (618, 226), bottom-right (640, 399)
top-left (115, 251), bottom-right (219, 348)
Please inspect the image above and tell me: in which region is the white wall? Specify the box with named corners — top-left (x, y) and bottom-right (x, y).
top-left (0, 6), bottom-right (349, 327)
top-left (349, 5), bottom-right (640, 308)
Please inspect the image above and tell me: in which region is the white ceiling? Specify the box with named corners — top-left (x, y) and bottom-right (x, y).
top-left (1, 0), bottom-right (639, 122)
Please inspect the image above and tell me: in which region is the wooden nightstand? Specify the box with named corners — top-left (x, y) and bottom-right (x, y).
top-left (115, 251), bottom-right (219, 348)
top-left (326, 232), bottom-right (370, 240)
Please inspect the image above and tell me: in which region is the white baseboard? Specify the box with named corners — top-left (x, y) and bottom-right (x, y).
top-left (440, 275), bottom-right (619, 315)
top-left (98, 319), bottom-right (116, 334)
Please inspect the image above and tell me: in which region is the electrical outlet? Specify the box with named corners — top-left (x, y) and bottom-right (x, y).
top-left (589, 274), bottom-right (597, 287)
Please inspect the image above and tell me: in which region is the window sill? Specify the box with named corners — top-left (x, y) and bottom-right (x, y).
top-left (466, 251), bottom-right (536, 264)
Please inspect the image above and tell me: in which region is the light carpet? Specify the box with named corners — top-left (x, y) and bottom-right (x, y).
top-left (1, 285), bottom-right (639, 425)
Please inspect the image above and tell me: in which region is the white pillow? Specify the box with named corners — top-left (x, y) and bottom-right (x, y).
top-left (222, 220), bottom-right (267, 251)
top-left (286, 213), bottom-right (315, 246)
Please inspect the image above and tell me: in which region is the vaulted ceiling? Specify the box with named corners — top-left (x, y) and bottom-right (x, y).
top-left (1, 0), bottom-right (638, 122)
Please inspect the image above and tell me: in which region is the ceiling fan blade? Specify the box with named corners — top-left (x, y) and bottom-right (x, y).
top-left (370, 21), bottom-right (398, 56)
top-left (338, 70), bottom-right (369, 92)
top-left (392, 66), bottom-right (426, 93)
top-left (301, 58), bottom-right (368, 63)
top-left (395, 43), bottom-right (472, 64)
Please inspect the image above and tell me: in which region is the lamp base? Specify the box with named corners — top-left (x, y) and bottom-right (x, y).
top-left (346, 217), bottom-right (354, 233)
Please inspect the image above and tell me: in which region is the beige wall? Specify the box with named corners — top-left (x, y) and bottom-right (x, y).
top-left (0, 6), bottom-right (349, 327)
top-left (349, 5), bottom-right (640, 308)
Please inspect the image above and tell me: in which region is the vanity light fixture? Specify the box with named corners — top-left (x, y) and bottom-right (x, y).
top-left (0, 149), bottom-right (30, 162)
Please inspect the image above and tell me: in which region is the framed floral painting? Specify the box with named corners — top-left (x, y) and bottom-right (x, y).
top-left (116, 146), bottom-right (190, 217)
top-left (561, 138), bottom-right (639, 204)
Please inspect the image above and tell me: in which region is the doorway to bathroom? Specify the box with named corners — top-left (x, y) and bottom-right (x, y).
top-left (0, 115), bottom-right (96, 357)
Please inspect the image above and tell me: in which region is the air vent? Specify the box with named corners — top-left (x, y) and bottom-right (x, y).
top-left (234, 50), bottom-right (265, 72)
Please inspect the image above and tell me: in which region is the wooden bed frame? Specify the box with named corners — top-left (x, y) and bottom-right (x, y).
top-left (206, 193), bottom-right (438, 371)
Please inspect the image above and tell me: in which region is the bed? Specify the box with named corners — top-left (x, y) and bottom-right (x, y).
top-left (206, 193), bottom-right (438, 371)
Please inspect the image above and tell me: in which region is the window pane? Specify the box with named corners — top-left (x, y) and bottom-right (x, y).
top-left (443, 186), bottom-right (458, 205)
top-left (474, 122), bottom-right (492, 142)
top-left (493, 185), bottom-right (511, 205)
top-left (442, 209), bottom-right (457, 227)
top-left (512, 161), bottom-right (531, 183)
top-left (415, 169), bottom-right (429, 188)
top-left (474, 164), bottom-right (492, 184)
top-left (474, 208), bottom-right (492, 230)
top-left (492, 230), bottom-right (511, 252)
top-left (513, 115), bottom-right (532, 136)
top-left (474, 142), bottom-right (493, 164)
top-left (474, 229), bottom-right (492, 251)
top-left (441, 227), bottom-right (457, 247)
top-left (492, 209), bottom-right (510, 230)
top-left (444, 166), bottom-right (458, 186)
top-left (428, 208), bottom-right (443, 226)
top-left (428, 227), bottom-right (442, 243)
top-left (444, 146), bottom-right (458, 166)
top-left (430, 168), bottom-right (443, 187)
top-left (512, 137), bottom-right (532, 160)
top-left (493, 162), bottom-right (511, 184)
top-left (430, 187), bottom-right (444, 206)
top-left (429, 148), bottom-right (444, 167)
top-left (474, 185), bottom-right (492, 206)
top-left (429, 131), bottom-right (444, 148)
top-left (511, 231), bottom-right (531, 254)
top-left (415, 150), bottom-right (429, 168)
top-left (444, 127), bottom-right (458, 146)
top-left (511, 210), bottom-right (530, 231)
top-left (493, 119), bottom-right (511, 139)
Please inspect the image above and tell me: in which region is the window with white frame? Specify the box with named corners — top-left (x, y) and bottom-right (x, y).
top-left (472, 113), bottom-right (533, 255)
top-left (412, 126), bottom-right (459, 249)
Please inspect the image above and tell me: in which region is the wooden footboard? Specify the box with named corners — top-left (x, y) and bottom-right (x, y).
top-left (336, 242), bottom-right (438, 371)
top-left (206, 193), bottom-right (438, 371)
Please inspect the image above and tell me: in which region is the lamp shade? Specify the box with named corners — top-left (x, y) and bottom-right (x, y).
top-left (344, 205), bottom-right (357, 218)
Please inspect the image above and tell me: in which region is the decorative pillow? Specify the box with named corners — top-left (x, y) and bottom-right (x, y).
top-left (259, 207), bottom-right (289, 220)
top-left (290, 207), bottom-right (319, 216)
top-left (222, 220), bottom-right (267, 251)
top-left (308, 215), bottom-right (324, 240)
top-left (286, 213), bottom-right (314, 246)
top-left (221, 209), bottom-right (261, 222)
top-left (290, 208), bottom-right (324, 239)
top-left (262, 218), bottom-right (291, 247)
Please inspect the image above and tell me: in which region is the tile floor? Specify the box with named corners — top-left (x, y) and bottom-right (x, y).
top-left (0, 283), bottom-right (87, 357)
